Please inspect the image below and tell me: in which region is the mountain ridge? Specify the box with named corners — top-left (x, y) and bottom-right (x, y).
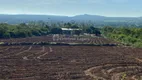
top-left (0, 14), bottom-right (141, 24)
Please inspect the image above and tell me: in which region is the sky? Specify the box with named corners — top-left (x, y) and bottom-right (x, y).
top-left (0, 0), bottom-right (141, 17)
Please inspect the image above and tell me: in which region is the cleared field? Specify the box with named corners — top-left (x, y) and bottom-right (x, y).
top-left (0, 45), bottom-right (142, 80)
top-left (0, 35), bottom-right (117, 45)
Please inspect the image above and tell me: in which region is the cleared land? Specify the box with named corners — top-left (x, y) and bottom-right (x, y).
top-left (0, 35), bottom-right (117, 45)
top-left (0, 36), bottom-right (142, 80)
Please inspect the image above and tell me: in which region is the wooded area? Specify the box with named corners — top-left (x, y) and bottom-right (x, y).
top-left (0, 22), bottom-right (101, 38)
top-left (102, 26), bottom-right (142, 47)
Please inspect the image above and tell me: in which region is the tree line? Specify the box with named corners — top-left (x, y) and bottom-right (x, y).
top-left (102, 26), bottom-right (142, 47)
top-left (1, 21), bottom-right (142, 47)
top-left (0, 21), bottom-right (101, 38)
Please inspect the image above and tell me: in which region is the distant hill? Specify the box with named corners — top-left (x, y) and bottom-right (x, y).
top-left (0, 14), bottom-right (142, 24)
top-left (0, 14), bottom-right (70, 24)
top-left (71, 14), bottom-right (106, 21)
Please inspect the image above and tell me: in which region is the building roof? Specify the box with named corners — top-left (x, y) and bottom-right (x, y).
top-left (61, 28), bottom-right (81, 31)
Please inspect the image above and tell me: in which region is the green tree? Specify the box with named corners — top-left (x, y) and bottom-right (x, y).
top-left (51, 27), bottom-right (62, 34)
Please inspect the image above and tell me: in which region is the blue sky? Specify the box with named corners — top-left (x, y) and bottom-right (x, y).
top-left (0, 0), bottom-right (141, 17)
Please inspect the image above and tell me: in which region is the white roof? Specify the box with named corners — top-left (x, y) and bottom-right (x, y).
top-left (61, 28), bottom-right (81, 30)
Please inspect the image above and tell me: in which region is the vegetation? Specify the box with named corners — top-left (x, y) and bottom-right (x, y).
top-left (102, 26), bottom-right (142, 47)
top-left (0, 22), bottom-right (101, 38)
top-left (1, 20), bottom-right (142, 48)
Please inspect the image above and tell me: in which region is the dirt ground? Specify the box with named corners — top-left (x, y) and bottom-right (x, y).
top-left (0, 45), bottom-right (142, 80)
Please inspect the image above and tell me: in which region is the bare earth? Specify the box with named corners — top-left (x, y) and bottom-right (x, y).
top-left (0, 45), bottom-right (142, 80)
top-left (0, 36), bottom-right (142, 80)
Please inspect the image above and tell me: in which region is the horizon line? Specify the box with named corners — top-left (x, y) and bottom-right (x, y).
top-left (0, 13), bottom-right (141, 18)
